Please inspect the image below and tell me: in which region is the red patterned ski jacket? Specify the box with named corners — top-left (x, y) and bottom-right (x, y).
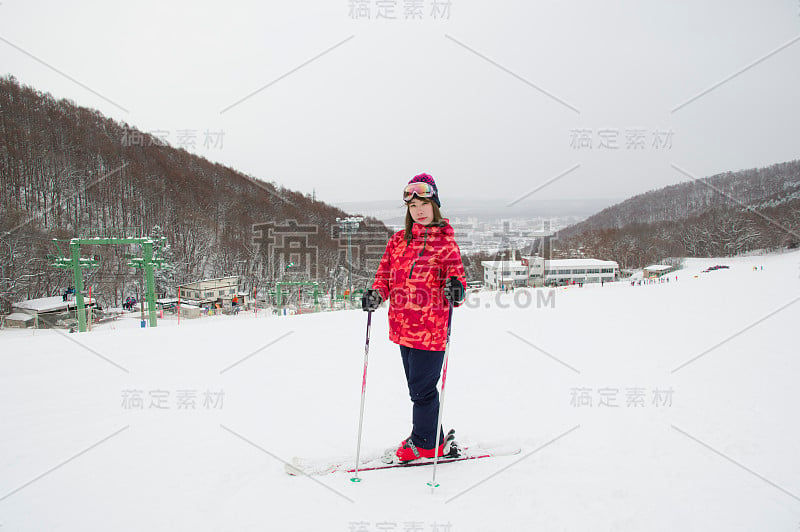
top-left (372, 220), bottom-right (466, 351)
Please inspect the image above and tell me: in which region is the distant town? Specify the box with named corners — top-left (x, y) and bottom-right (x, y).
top-left (335, 196), bottom-right (607, 256)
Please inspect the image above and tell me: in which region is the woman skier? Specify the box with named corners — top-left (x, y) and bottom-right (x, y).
top-left (361, 173), bottom-right (467, 461)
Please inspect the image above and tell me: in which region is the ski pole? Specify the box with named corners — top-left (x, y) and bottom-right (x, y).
top-left (428, 299), bottom-right (454, 490)
top-left (351, 309), bottom-right (373, 483)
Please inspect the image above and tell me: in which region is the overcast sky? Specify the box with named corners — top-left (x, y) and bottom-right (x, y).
top-left (2, 1), bottom-right (799, 208)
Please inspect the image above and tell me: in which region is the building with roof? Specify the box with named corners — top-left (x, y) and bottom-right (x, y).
top-left (481, 257), bottom-right (620, 289)
top-left (9, 296), bottom-right (98, 328)
top-left (643, 264), bottom-right (676, 278)
top-left (3, 312), bottom-right (34, 328)
top-left (177, 276), bottom-right (240, 309)
top-left (480, 260), bottom-right (529, 290)
top-left (537, 258), bottom-right (619, 286)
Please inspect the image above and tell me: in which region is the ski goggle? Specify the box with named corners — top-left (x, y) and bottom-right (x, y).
top-left (403, 182), bottom-right (436, 202)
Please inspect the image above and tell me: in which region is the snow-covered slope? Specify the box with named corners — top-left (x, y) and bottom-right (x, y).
top-left (1, 251), bottom-right (799, 531)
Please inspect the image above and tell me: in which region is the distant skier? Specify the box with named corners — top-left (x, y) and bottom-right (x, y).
top-left (362, 173), bottom-right (466, 462)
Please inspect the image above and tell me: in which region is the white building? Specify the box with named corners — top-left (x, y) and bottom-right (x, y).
top-left (177, 276), bottom-right (239, 306)
top-left (533, 258), bottom-right (619, 286)
top-left (481, 260), bottom-right (529, 290)
top-left (481, 257), bottom-right (620, 289)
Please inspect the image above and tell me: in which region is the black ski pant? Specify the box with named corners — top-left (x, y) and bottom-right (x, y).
top-left (400, 345), bottom-right (446, 449)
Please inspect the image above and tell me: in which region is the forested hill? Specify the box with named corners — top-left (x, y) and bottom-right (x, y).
top-left (554, 160), bottom-right (800, 268)
top-left (0, 76), bottom-right (390, 310)
top-left (560, 160), bottom-right (800, 239)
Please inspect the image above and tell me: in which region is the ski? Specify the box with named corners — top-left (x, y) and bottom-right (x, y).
top-left (346, 446), bottom-right (521, 473)
top-left (285, 443), bottom-right (520, 477)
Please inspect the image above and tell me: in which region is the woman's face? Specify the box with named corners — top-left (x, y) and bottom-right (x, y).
top-left (407, 198), bottom-right (434, 225)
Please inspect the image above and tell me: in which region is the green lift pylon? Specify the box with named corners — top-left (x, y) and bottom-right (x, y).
top-left (52, 237), bottom-right (167, 332)
top-left (275, 281), bottom-right (320, 310)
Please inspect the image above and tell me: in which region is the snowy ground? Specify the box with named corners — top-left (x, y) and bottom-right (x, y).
top-left (1, 251), bottom-right (799, 531)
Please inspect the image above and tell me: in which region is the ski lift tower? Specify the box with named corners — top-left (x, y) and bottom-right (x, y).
top-left (336, 216), bottom-right (363, 305)
top-left (51, 236), bottom-right (167, 332)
